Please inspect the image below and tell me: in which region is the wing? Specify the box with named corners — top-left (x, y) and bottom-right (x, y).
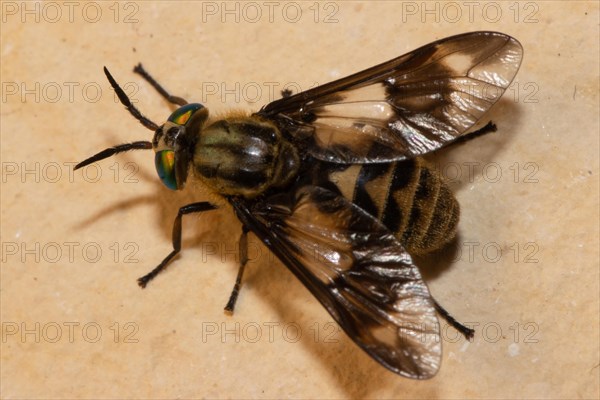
top-left (230, 185), bottom-right (441, 378)
top-left (257, 31), bottom-right (523, 163)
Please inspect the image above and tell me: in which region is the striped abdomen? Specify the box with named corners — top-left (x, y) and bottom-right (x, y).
top-left (327, 158), bottom-right (459, 255)
top-left (194, 117), bottom-right (299, 198)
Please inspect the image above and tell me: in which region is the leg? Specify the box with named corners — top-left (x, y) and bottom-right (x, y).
top-left (224, 226), bottom-right (250, 314)
top-left (432, 298), bottom-right (475, 340)
top-left (450, 121), bottom-right (497, 146)
top-left (133, 63), bottom-right (188, 106)
top-left (138, 202), bottom-right (217, 288)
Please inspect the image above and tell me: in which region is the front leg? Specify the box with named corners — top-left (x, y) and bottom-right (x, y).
top-left (138, 202), bottom-right (218, 288)
top-left (133, 63), bottom-right (188, 106)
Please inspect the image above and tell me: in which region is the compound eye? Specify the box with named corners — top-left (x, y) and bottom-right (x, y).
top-left (167, 103), bottom-right (204, 126)
top-left (155, 150), bottom-right (177, 190)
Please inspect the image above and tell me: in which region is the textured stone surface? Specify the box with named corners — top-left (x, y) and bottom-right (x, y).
top-left (1, 2), bottom-right (598, 398)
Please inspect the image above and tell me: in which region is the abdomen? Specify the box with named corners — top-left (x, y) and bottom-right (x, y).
top-left (325, 158), bottom-right (459, 255)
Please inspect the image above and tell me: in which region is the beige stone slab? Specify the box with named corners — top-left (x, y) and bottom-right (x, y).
top-left (1, 1), bottom-right (598, 398)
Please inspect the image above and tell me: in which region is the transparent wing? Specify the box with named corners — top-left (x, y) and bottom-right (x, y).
top-left (230, 185), bottom-right (441, 378)
top-left (258, 31), bottom-right (523, 163)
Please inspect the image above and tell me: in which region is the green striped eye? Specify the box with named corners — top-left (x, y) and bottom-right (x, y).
top-left (167, 103), bottom-right (204, 126)
top-left (155, 104), bottom-right (205, 190)
top-left (155, 150), bottom-right (177, 190)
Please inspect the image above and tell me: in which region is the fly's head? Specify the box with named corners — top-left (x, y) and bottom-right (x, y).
top-left (74, 67), bottom-right (209, 192)
top-left (153, 103), bottom-right (208, 190)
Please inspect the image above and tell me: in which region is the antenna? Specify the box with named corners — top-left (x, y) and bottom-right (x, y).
top-left (104, 66), bottom-right (159, 131)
